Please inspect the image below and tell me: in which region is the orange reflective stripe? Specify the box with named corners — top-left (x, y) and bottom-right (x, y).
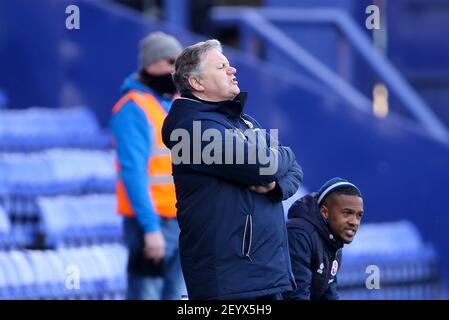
top-left (112, 92), bottom-right (138, 114)
top-left (112, 95), bottom-right (129, 114)
top-left (112, 91), bottom-right (149, 114)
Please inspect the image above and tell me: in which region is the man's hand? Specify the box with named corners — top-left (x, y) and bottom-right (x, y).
top-left (143, 230), bottom-right (166, 264)
top-left (249, 181), bottom-right (276, 194)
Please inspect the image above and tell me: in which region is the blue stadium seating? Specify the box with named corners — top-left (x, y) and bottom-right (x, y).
top-left (0, 245), bottom-right (127, 299)
top-left (0, 252), bottom-right (21, 299)
top-left (2, 180), bottom-right (443, 299)
top-left (91, 246), bottom-right (120, 293)
top-left (103, 244), bottom-right (128, 295)
top-left (55, 245), bottom-right (127, 299)
top-left (0, 149), bottom-right (116, 249)
top-left (0, 257), bottom-right (8, 297)
top-left (0, 107), bottom-right (112, 152)
top-left (0, 105), bottom-right (123, 299)
top-left (28, 250), bottom-right (61, 298)
top-left (9, 224), bottom-right (36, 249)
top-left (338, 221), bottom-right (443, 299)
top-left (0, 206), bottom-right (11, 248)
top-left (0, 149), bottom-right (116, 219)
top-left (8, 250), bottom-right (38, 298)
top-left (37, 194), bottom-right (122, 247)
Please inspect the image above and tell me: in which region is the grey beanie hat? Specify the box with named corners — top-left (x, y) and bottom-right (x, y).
top-left (138, 31), bottom-right (182, 70)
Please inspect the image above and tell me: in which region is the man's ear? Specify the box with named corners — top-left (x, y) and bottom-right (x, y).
top-left (188, 76), bottom-right (204, 92)
top-left (320, 204), bottom-right (329, 220)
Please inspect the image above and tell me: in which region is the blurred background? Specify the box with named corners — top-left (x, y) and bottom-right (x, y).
top-left (0, 0), bottom-right (448, 299)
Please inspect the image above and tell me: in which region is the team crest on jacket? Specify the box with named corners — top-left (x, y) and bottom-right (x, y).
top-left (317, 262), bottom-right (324, 274)
top-left (331, 260), bottom-right (339, 276)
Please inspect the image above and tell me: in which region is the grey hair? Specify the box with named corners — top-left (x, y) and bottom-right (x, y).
top-left (172, 39), bottom-right (222, 92)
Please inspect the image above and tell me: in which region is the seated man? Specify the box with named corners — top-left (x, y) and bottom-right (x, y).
top-left (283, 177), bottom-right (364, 300)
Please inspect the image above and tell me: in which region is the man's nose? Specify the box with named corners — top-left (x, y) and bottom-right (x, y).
top-left (348, 216), bottom-right (359, 227)
top-left (227, 66), bottom-right (236, 74)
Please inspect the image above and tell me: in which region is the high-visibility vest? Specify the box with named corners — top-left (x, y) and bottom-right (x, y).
top-left (112, 90), bottom-right (177, 219)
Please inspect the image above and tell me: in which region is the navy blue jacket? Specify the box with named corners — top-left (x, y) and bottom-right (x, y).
top-left (162, 92), bottom-right (303, 300)
top-left (283, 193), bottom-right (343, 300)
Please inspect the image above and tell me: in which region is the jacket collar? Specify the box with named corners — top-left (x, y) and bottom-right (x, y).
top-left (180, 90), bottom-right (248, 118)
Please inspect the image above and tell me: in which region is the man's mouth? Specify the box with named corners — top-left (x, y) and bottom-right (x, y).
top-left (344, 228), bottom-right (356, 237)
top-left (231, 77), bottom-right (238, 84)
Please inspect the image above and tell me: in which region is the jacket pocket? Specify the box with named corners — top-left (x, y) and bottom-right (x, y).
top-left (241, 214), bottom-right (253, 262)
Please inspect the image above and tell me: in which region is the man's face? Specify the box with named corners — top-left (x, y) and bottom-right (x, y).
top-left (192, 49), bottom-right (240, 102)
top-left (145, 56), bottom-right (177, 75)
top-left (321, 194), bottom-right (364, 244)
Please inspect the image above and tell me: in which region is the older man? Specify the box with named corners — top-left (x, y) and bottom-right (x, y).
top-left (162, 39), bottom-right (303, 300)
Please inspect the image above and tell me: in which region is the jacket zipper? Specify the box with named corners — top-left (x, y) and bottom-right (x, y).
top-left (242, 214), bottom-right (253, 262)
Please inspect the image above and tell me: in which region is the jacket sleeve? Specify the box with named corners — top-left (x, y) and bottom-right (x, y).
top-left (110, 101), bottom-right (160, 233)
top-left (266, 160), bottom-right (303, 202)
top-left (243, 114), bottom-right (303, 201)
top-left (183, 120), bottom-right (297, 186)
top-left (282, 228), bottom-right (313, 300)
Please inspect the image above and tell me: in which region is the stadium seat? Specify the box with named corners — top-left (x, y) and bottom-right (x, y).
top-left (57, 247), bottom-right (97, 298)
top-left (9, 224), bottom-right (36, 249)
top-left (0, 252), bottom-right (22, 299)
top-left (37, 194), bottom-right (121, 247)
top-left (0, 107), bottom-right (112, 152)
top-left (43, 250), bottom-right (70, 298)
top-left (78, 246), bottom-right (108, 298)
top-left (27, 250), bottom-right (66, 299)
top-left (8, 250), bottom-right (37, 298)
top-left (90, 246), bottom-right (118, 293)
top-left (0, 244), bottom-right (128, 299)
top-left (0, 150), bottom-right (116, 222)
top-left (338, 221), bottom-right (442, 299)
top-left (0, 206), bottom-right (11, 248)
top-left (0, 260), bottom-right (8, 298)
top-left (104, 244), bottom-right (127, 297)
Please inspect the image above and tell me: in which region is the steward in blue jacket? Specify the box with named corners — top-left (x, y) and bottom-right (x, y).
top-left (283, 178), bottom-right (364, 300)
top-left (162, 39), bottom-right (303, 300)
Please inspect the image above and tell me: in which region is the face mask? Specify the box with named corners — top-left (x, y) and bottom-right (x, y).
top-left (139, 70), bottom-right (177, 97)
